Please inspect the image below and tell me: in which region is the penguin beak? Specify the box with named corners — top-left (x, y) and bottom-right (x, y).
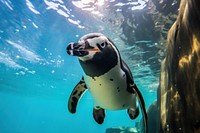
top-left (66, 42), bottom-right (100, 57)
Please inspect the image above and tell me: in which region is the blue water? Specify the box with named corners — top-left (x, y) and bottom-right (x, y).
top-left (0, 0), bottom-right (158, 133)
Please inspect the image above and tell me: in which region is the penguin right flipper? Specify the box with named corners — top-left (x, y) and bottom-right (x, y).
top-left (68, 77), bottom-right (87, 114)
top-left (93, 106), bottom-right (106, 124)
top-left (130, 83), bottom-right (148, 133)
top-left (121, 59), bottom-right (147, 132)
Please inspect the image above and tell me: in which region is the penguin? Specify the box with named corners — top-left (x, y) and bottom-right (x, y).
top-left (66, 33), bottom-right (147, 133)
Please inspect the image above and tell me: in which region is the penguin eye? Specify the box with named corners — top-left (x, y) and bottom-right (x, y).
top-left (100, 43), bottom-right (106, 48)
top-left (101, 42), bottom-right (109, 48)
top-left (97, 42), bottom-right (108, 50)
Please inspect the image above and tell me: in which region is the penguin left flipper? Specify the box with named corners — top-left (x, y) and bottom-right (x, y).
top-left (93, 106), bottom-right (106, 124)
top-left (68, 77), bottom-right (87, 114)
top-left (130, 83), bottom-right (148, 133)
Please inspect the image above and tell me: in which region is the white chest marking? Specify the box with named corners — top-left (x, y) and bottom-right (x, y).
top-left (84, 65), bottom-right (136, 110)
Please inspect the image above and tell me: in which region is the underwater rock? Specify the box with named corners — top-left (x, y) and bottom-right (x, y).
top-left (147, 100), bottom-right (159, 133)
top-left (159, 0), bottom-right (200, 132)
top-left (140, 100), bottom-right (159, 133)
top-left (105, 126), bottom-right (138, 133)
top-left (118, 0), bottom-right (179, 77)
top-left (151, 0), bottom-right (180, 15)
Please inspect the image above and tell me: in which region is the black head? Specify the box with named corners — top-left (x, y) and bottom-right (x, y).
top-left (66, 33), bottom-right (119, 77)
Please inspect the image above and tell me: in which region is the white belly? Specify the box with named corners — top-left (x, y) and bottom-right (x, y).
top-left (84, 65), bottom-right (136, 110)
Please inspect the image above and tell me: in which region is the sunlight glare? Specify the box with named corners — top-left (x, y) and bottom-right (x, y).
top-left (81, 0), bottom-right (104, 6)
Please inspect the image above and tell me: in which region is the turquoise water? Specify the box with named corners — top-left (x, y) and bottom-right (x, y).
top-left (0, 0), bottom-right (158, 133)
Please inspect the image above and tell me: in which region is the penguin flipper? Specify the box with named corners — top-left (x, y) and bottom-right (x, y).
top-left (68, 77), bottom-right (87, 114)
top-left (130, 83), bottom-right (148, 133)
top-left (93, 106), bottom-right (105, 124)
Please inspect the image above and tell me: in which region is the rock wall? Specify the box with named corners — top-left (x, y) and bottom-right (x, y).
top-left (118, 0), bottom-right (180, 76)
top-left (159, 0), bottom-right (200, 132)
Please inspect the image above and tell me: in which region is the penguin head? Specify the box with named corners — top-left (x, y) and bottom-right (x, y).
top-left (66, 33), bottom-right (118, 62)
